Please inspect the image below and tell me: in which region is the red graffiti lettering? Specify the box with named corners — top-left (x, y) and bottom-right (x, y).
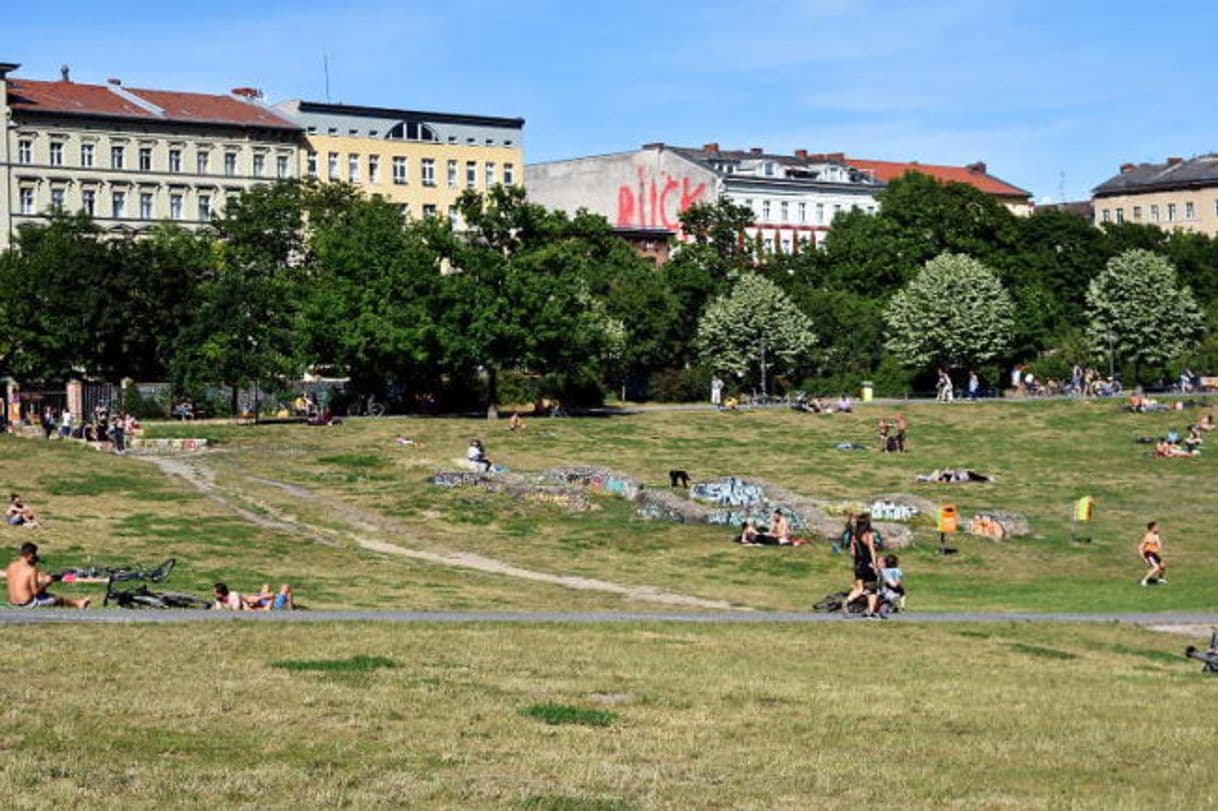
top-left (615, 169), bottom-right (710, 231)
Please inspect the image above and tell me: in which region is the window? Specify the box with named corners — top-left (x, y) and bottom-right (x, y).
top-left (226, 193), bottom-right (239, 211)
top-left (1150, 204), bottom-right (1159, 222)
top-left (169, 194), bottom-right (183, 220)
top-left (368, 154), bottom-right (380, 184)
top-left (139, 192), bottom-right (153, 219)
top-left (277, 155), bottom-right (290, 179)
top-left (112, 190), bottom-right (126, 218)
top-left (306, 152), bottom-right (318, 178)
top-left (19, 188), bottom-right (34, 215)
top-left (17, 140), bottom-right (32, 164)
top-left (49, 142), bottom-right (63, 167)
top-left (782, 237), bottom-right (792, 253)
top-left (466, 161), bottom-right (477, 188)
top-left (198, 194), bottom-right (212, 221)
top-left (1167, 203), bottom-right (1176, 222)
top-left (815, 203), bottom-right (825, 224)
top-left (1133, 206), bottom-right (1142, 220)
top-left (347, 153), bottom-right (359, 183)
top-left (1115, 208), bottom-right (1124, 224)
top-left (392, 156), bottom-right (407, 184)
top-left (1101, 209), bottom-right (1111, 223)
top-left (422, 203), bottom-right (437, 218)
top-left (762, 200), bottom-right (771, 221)
top-left (744, 198), bottom-right (753, 212)
top-left (798, 202), bottom-right (806, 223)
top-left (328, 152), bottom-right (339, 180)
top-left (80, 143), bottom-right (95, 168)
top-left (763, 162), bottom-right (775, 177)
top-left (780, 201), bottom-right (789, 222)
top-left (764, 236), bottom-right (775, 252)
top-left (447, 160), bottom-right (458, 188)
top-left (82, 189), bottom-right (95, 216)
top-left (832, 203), bottom-right (842, 218)
top-left (140, 147), bottom-right (153, 172)
top-left (449, 205), bottom-right (459, 228)
top-left (169, 149), bottom-right (182, 173)
top-left (1185, 201), bottom-right (1195, 220)
top-left (197, 151), bottom-right (210, 175)
top-left (253, 154), bottom-right (266, 178)
top-left (50, 188), bottom-right (65, 210)
top-left (422, 158), bottom-right (436, 186)
top-left (485, 162), bottom-right (496, 187)
top-left (225, 152), bottom-right (238, 176)
top-left (504, 163), bottom-right (515, 185)
top-left (867, 206), bottom-right (876, 215)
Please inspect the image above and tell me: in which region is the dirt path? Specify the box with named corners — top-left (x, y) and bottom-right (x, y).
top-left (142, 455), bottom-right (748, 611)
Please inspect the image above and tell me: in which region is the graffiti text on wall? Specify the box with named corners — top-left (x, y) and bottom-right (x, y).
top-left (616, 168), bottom-right (707, 229)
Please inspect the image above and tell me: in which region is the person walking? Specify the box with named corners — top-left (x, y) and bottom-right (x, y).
top-left (936, 368), bottom-right (954, 403)
top-left (844, 513), bottom-right (880, 617)
top-left (967, 371), bottom-right (980, 401)
top-left (710, 376), bottom-right (724, 409)
top-left (1138, 521), bottom-right (1166, 586)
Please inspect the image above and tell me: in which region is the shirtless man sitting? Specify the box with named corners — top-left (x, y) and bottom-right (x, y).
top-left (4, 542), bottom-right (90, 608)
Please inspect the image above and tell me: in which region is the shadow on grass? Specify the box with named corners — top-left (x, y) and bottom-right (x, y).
top-left (270, 655), bottom-right (396, 673)
top-left (516, 797), bottom-right (634, 811)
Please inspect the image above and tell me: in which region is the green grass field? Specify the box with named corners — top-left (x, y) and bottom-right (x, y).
top-left (2, 399), bottom-right (1217, 808)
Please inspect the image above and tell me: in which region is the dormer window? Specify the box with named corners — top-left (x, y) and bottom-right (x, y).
top-left (763, 162), bottom-right (775, 177)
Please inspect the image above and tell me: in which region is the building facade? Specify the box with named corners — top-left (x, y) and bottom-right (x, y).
top-left (1092, 156), bottom-right (1218, 236)
top-left (274, 100), bottom-right (524, 224)
top-left (527, 143), bottom-right (882, 252)
top-left (0, 62), bottom-right (301, 249)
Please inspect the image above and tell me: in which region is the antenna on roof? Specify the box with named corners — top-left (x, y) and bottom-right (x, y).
top-left (323, 54), bottom-right (331, 103)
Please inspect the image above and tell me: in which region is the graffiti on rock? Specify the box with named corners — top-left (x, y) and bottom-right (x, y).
top-left (690, 478), bottom-right (765, 508)
top-left (869, 501), bottom-right (919, 521)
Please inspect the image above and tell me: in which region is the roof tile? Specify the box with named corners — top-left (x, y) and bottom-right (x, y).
top-left (844, 158), bottom-right (1031, 198)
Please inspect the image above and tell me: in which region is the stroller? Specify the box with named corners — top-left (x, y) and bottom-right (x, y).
top-left (1185, 631), bottom-right (1218, 673)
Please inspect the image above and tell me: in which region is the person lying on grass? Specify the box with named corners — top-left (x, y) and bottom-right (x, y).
top-left (243, 583), bottom-right (295, 610)
top-left (4, 542), bottom-right (90, 609)
top-left (1154, 439), bottom-right (1196, 458)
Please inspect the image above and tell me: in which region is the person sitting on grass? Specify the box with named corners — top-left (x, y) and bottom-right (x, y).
top-left (466, 438), bottom-right (492, 472)
top-left (771, 509), bottom-right (792, 544)
top-left (1138, 521), bottom-right (1167, 586)
top-left (6, 494), bottom-right (39, 528)
top-left (1200, 413), bottom-right (1215, 432)
top-left (874, 554), bottom-right (906, 613)
top-left (508, 412), bottom-right (525, 432)
top-left (213, 582), bottom-right (246, 611)
top-left (1186, 424), bottom-right (1204, 450)
top-left (4, 542), bottom-right (90, 608)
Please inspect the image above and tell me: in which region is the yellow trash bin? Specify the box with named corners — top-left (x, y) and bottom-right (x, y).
top-left (861, 381), bottom-right (874, 402)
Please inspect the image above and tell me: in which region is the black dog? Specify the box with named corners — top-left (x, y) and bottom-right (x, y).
top-left (668, 469), bottom-right (691, 488)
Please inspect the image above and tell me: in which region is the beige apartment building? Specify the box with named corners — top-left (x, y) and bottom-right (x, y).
top-left (0, 62), bottom-right (300, 250)
top-left (273, 100), bottom-right (524, 223)
top-left (1092, 155), bottom-right (1218, 236)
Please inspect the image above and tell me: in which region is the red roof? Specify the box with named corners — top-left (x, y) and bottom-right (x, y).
top-left (844, 158), bottom-right (1031, 199)
top-left (6, 78), bottom-right (298, 130)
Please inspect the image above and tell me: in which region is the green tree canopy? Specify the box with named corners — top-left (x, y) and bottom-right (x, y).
top-left (1085, 249), bottom-right (1205, 370)
top-left (695, 273), bottom-right (815, 392)
top-left (884, 252), bottom-right (1014, 369)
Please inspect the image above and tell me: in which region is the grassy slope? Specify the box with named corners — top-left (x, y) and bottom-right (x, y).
top-left (140, 399), bottom-right (1218, 613)
top-left (0, 621), bottom-right (1210, 810)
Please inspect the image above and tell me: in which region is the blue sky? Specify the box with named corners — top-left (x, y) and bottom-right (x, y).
top-left (7, 0), bottom-right (1217, 202)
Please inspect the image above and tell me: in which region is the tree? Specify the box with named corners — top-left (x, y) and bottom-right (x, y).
top-left (884, 253), bottom-right (1014, 370)
top-left (1085, 249), bottom-right (1205, 374)
top-left (443, 185), bottom-right (621, 414)
top-left (695, 273), bottom-right (815, 394)
top-left (171, 181), bottom-right (305, 414)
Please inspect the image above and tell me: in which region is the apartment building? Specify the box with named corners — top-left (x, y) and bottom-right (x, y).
top-left (274, 100), bottom-right (524, 224)
top-left (0, 62), bottom-right (301, 249)
top-left (527, 143), bottom-right (883, 253)
top-left (841, 157), bottom-right (1034, 216)
top-left (1092, 155), bottom-right (1218, 236)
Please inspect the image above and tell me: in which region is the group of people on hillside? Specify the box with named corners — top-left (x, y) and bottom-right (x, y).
top-left (35, 403), bottom-right (138, 453)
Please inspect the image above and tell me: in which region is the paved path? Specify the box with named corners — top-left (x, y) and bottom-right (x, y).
top-left (2, 609), bottom-right (1215, 627)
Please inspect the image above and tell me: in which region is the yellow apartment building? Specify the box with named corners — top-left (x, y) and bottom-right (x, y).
top-left (274, 100), bottom-right (524, 223)
top-left (1092, 155), bottom-right (1218, 237)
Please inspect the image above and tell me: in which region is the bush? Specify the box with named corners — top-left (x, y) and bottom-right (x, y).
top-left (647, 366), bottom-right (713, 403)
top-left (870, 355), bottom-right (916, 397)
top-left (120, 388), bottom-right (169, 420)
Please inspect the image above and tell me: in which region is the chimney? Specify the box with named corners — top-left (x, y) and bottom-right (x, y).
top-left (642, 142), bottom-right (665, 150)
top-left (966, 161), bottom-right (987, 175)
top-left (231, 87), bottom-right (263, 101)
top-left (827, 152), bottom-right (845, 162)
top-left (749, 147), bottom-right (763, 155)
top-left (794, 149), bottom-right (808, 160)
top-left (60, 65), bottom-right (70, 82)
top-left (107, 77), bottom-right (121, 86)
top-left (1166, 156), bottom-right (1183, 166)
top-left (1120, 162), bottom-right (1136, 174)
top-left (702, 142), bottom-right (720, 153)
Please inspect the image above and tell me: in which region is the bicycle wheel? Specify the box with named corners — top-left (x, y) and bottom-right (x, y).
top-left (159, 592), bottom-right (212, 610)
top-left (367, 402), bottom-right (386, 417)
top-left (148, 558), bottom-right (176, 583)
